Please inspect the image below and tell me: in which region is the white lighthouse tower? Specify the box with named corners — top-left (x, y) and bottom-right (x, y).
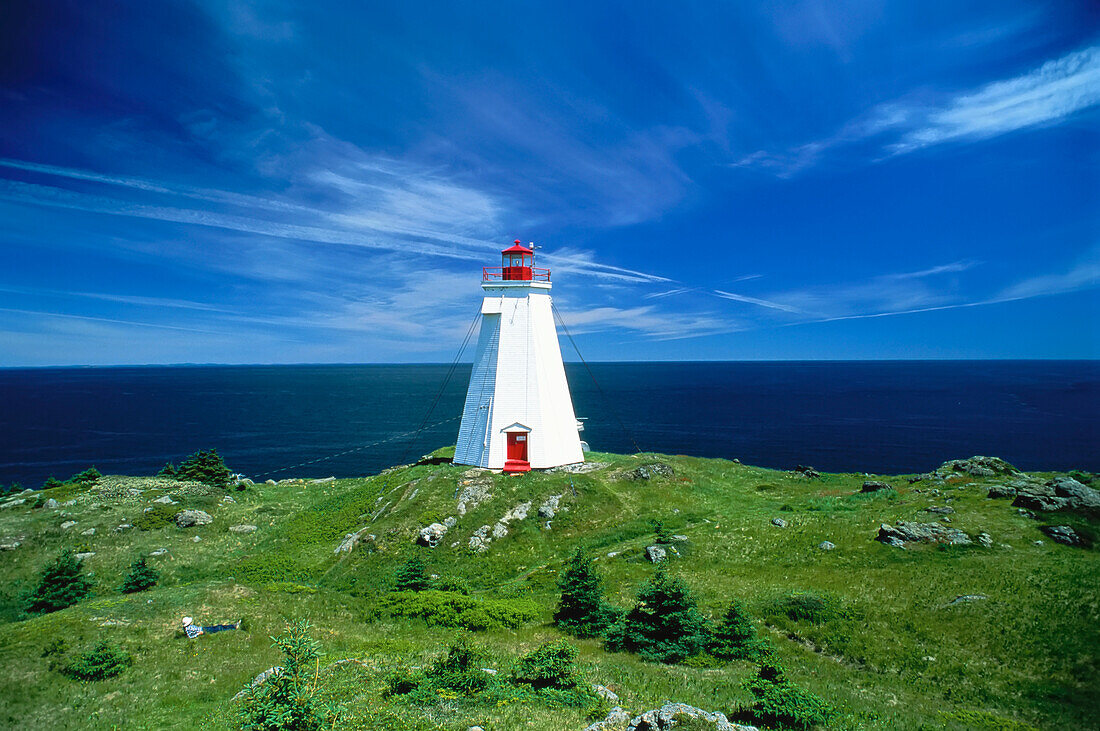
top-left (454, 241), bottom-right (584, 473)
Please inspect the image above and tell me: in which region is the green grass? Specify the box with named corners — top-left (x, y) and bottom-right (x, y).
top-left (0, 452), bottom-right (1096, 729)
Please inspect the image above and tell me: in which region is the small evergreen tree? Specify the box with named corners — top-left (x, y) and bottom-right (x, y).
top-left (605, 565), bottom-right (710, 663)
top-left (238, 620), bottom-right (333, 731)
top-left (710, 600), bottom-right (769, 661)
top-left (69, 467), bottom-right (101, 485)
top-left (43, 477), bottom-right (64, 489)
top-left (157, 462), bottom-right (179, 479)
top-left (393, 554), bottom-right (429, 592)
top-left (61, 640), bottom-right (131, 680)
top-left (651, 518), bottom-right (673, 545)
top-left (26, 550), bottom-right (94, 613)
top-left (743, 658), bottom-right (832, 729)
top-left (120, 556), bottom-right (160, 594)
top-left (177, 449), bottom-right (232, 487)
top-left (554, 549), bottom-right (616, 638)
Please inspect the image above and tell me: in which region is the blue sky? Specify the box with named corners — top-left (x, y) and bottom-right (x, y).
top-left (0, 0), bottom-right (1097, 365)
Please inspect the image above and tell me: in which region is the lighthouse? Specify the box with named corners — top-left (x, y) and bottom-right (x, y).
top-left (454, 241), bottom-right (585, 473)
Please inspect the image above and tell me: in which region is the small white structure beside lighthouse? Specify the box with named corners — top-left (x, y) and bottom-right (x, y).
top-left (454, 241), bottom-right (584, 473)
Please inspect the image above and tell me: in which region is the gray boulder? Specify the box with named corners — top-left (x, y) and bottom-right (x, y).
top-left (538, 494), bottom-right (562, 519)
top-left (977, 532), bottom-right (993, 548)
top-left (627, 702), bottom-right (758, 730)
top-left (468, 525), bottom-right (492, 552)
top-left (443, 516), bottom-right (457, 529)
top-left (335, 527), bottom-right (373, 554)
top-left (44, 498), bottom-right (59, 509)
top-left (1050, 477), bottom-right (1100, 510)
top-left (939, 456), bottom-right (1019, 477)
top-left (877, 521), bottom-right (972, 546)
top-left (152, 495), bottom-right (178, 505)
top-left (229, 524), bottom-right (257, 534)
top-left (771, 517), bottom-right (787, 528)
top-left (1013, 487), bottom-right (1069, 512)
top-left (924, 506), bottom-right (954, 515)
top-left (987, 485), bottom-right (1017, 499)
top-left (175, 510), bottom-right (213, 527)
top-left (232, 666), bottom-right (282, 701)
top-left (60, 520), bottom-right (77, 529)
top-left (1039, 525), bottom-right (1088, 547)
top-left (75, 552), bottom-right (95, 560)
top-left (592, 684), bottom-right (619, 704)
top-left (861, 480), bottom-right (893, 493)
top-left (625, 463), bottom-right (675, 481)
top-left (645, 545), bottom-right (668, 563)
top-left (584, 707), bottom-right (632, 731)
top-left (417, 522), bottom-right (448, 548)
top-left (819, 541), bottom-right (836, 550)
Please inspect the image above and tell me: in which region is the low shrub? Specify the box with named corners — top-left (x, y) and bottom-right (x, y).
top-left (510, 639), bottom-right (581, 691)
top-left (25, 550), bottom-right (93, 614)
top-left (766, 592), bottom-right (839, 625)
top-left (742, 659), bottom-right (831, 730)
top-left (43, 477), bottom-right (64, 489)
top-left (135, 503), bottom-right (178, 531)
top-left (382, 590), bottom-right (538, 631)
top-left (434, 576), bottom-right (471, 594)
top-left (61, 640), bottom-right (131, 681)
top-left (238, 620), bottom-right (334, 731)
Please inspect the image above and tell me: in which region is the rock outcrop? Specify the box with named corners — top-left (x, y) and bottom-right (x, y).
top-left (624, 702), bottom-right (758, 730)
top-left (987, 485), bottom-right (1017, 499)
top-left (876, 521), bottom-right (971, 547)
top-left (860, 480), bottom-right (893, 493)
top-left (938, 456), bottom-right (1019, 477)
top-left (624, 463), bottom-right (674, 481)
top-left (335, 527), bottom-right (374, 554)
top-left (175, 510), bottom-right (213, 527)
top-left (417, 522), bottom-right (448, 548)
top-left (1039, 525), bottom-right (1088, 547)
top-left (1050, 477), bottom-right (1100, 510)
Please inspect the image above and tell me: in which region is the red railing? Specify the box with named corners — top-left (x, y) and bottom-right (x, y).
top-left (482, 267), bottom-right (551, 282)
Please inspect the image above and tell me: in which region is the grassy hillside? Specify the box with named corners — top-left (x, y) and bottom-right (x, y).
top-left (0, 450), bottom-right (1097, 730)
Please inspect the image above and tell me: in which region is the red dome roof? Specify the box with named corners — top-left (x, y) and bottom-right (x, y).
top-left (502, 239), bottom-right (533, 255)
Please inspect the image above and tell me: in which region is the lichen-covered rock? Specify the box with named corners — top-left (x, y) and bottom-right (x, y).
top-left (861, 480), bottom-right (893, 493)
top-left (44, 498), bottom-right (59, 509)
top-left (771, 517), bottom-right (787, 528)
top-left (819, 541), bottom-right (836, 550)
top-left (175, 510), bottom-right (213, 527)
top-left (626, 702), bottom-right (758, 730)
top-left (925, 505), bottom-right (955, 515)
top-left (229, 524), bottom-right (257, 534)
top-left (939, 456), bottom-right (1019, 477)
top-left (583, 707), bottom-right (632, 731)
top-left (152, 495), bottom-right (177, 505)
top-left (491, 522), bottom-right (508, 539)
top-left (547, 461), bottom-right (609, 474)
top-left (645, 545), bottom-right (667, 562)
top-left (538, 494), bottom-right (562, 519)
top-left (232, 666), bottom-right (282, 701)
top-left (456, 473), bottom-right (492, 515)
top-left (877, 521), bottom-right (972, 546)
top-left (500, 501), bottom-right (531, 523)
top-left (60, 520), bottom-right (76, 530)
top-left (417, 522), bottom-right (448, 548)
top-left (592, 684), bottom-right (619, 704)
top-left (624, 463), bottom-right (675, 481)
top-left (335, 527), bottom-right (372, 554)
top-left (1050, 477), bottom-right (1100, 510)
top-left (987, 485), bottom-right (1017, 499)
top-left (468, 525), bottom-right (492, 552)
top-left (1013, 488), bottom-right (1069, 512)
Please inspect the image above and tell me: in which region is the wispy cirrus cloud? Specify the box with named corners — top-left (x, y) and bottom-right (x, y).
top-left (737, 45), bottom-right (1100, 176)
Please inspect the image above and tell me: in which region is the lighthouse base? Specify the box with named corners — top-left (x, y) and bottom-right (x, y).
top-left (503, 459), bottom-right (531, 474)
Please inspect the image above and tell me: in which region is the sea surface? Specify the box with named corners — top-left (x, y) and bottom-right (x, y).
top-left (0, 361), bottom-right (1096, 487)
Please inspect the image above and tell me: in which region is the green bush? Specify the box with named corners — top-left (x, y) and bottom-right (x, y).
top-left (434, 576), bottom-right (471, 594)
top-left (742, 659), bottom-right (831, 730)
top-left (157, 463), bottom-right (179, 479)
top-left (766, 592), bottom-right (838, 625)
top-left (425, 636), bottom-right (493, 696)
top-left (510, 639), bottom-right (582, 691)
top-left (651, 518), bottom-right (673, 545)
top-left (135, 503), bottom-right (178, 531)
top-left (554, 549), bottom-right (618, 638)
top-left (710, 600), bottom-right (770, 661)
top-left (382, 590), bottom-right (538, 631)
top-left (61, 640), bottom-right (131, 681)
top-left (605, 565), bottom-right (711, 663)
top-left (43, 477), bottom-right (64, 489)
top-left (120, 556), bottom-right (160, 594)
top-left (25, 550), bottom-right (93, 614)
top-left (238, 620), bottom-right (334, 731)
top-left (178, 449), bottom-right (232, 487)
top-left (392, 554), bottom-right (429, 592)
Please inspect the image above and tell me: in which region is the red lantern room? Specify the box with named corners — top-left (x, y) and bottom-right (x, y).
top-left (501, 240), bottom-right (534, 281)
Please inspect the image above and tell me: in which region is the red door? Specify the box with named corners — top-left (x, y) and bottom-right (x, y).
top-left (507, 433), bottom-right (527, 462)
top-left (504, 433), bottom-right (530, 472)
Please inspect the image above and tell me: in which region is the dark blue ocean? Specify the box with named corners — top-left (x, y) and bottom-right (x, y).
top-left (0, 361), bottom-right (1096, 487)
